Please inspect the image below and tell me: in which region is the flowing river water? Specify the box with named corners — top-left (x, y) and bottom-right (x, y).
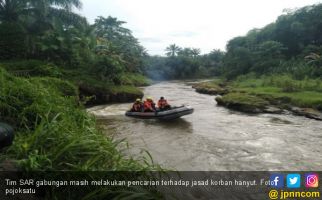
top-left (88, 81), bottom-right (322, 171)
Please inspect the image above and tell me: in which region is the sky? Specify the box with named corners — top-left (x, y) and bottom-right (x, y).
top-left (79, 0), bottom-right (321, 56)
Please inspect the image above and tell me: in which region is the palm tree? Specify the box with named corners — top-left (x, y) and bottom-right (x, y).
top-left (191, 48), bottom-right (201, 58)
top-left (305, 52), bottom-right (321, 66)
top-left (165, 44), bottom-right (181, 57)
top-left (0, 0), bottom-right (82, 23)
top-left (177, 47), bottom-right (193, 57)
top-left (0, 0), bottom-right (26, 22)
top-left (0, 0), bottom-right (85, 59)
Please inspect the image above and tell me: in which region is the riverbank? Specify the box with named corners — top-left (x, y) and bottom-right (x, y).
top-left (0, 67), bottom-right (157, 169)
top-left (0, 60), bottom-right (150, 105)
top-left (0, 64), bottom-right (159, 198)
top-left (192, 74), bottom-right (322, 120)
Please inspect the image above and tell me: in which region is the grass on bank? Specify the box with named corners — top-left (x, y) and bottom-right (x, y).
top-left (231, 74), bottom-right (322, 109)
top-left (198, 73), bottom-right (322, 110)
top-left (0, 67), bottom-right (158, 170)
top-left (0, 60), bottom-right (150, 99)
top-left (218, 92), bottom-right (269, 108)
top-left (0, 67), bottom-right (162, 198)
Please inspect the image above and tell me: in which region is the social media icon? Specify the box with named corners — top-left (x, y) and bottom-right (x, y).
top-left (270, 174), bottom-right (284, 188)
top-left (305, 173), bottom-right (319, 188)
top-left (287, 174), bottom-right (301, 188)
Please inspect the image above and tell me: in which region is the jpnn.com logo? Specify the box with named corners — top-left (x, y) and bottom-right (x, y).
top-left (270, 174), bottom-right (284, 188)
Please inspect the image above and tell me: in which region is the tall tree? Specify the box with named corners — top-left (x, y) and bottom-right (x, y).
top-left (0, 0), bottom-right (85, 60)
top-left (191, 48), bottom-right (201, 58)
top-left (94, 16), bottom-right (146, 72)
top-left (165, 44), bottom-right (181, 57)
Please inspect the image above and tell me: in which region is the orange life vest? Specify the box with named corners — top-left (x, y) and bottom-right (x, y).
top-left (144, 100), bottom-right (155, 111)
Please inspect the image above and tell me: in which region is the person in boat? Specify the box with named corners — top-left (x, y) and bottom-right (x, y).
top-left (143, 97), bottom-right (156, 112)
top-left (131, 98), bottom-right (143, 112)
top-left (158, 96), bottom-right (171, 111)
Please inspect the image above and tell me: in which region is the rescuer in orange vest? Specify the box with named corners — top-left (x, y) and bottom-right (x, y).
top-left (157, 96), bottom-right (171, 111)
top-left (143, 97), bottom-right (156, 112)
top-left (131, 98), bottom-right (143, 112)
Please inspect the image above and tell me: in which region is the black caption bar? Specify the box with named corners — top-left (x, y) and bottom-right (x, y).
top-left (0, 171), bottom-right (321, 200)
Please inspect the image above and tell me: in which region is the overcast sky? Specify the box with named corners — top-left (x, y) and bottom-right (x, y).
top-left (79, 0), bottom-right (321, 55)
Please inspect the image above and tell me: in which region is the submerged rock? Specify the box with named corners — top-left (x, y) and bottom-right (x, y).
top-left (263, 106), bottom-right (284, 114)
top-left (269, 117), bottom-right (293, 124)
top-left (290, 107), bottom-right (322, 121)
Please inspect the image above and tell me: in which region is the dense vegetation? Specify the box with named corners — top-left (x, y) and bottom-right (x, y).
top-left (0, 68), bottom-right (161, 198)
top-left (0, 0), bottom-right (149, 100)
top-left (1, 2), bottom-right (322, 197)
top-left (146, 4), bottom-right (322, 116)
top-left (0, 68), bottom-right (154, 171)
top-left (0, 0), bottom-right (158, 198)
top-left (145, 4), bottom-right (322, 82)
top-left (144, 45), bottom-right (225, 80)
top-left (222, 4), bottom-right (322, 80)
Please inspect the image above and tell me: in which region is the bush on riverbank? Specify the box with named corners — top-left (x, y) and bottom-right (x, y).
top-left (119, 73), bottom-right (152, 86)
top-left (1, 60), bottom-right (146, 105)
top-left (0, 68), bottom-right (161, 197)
top-left (0, 68), bottom-right (156, 170)
top-left (0, 60), bottom-right (62, 77)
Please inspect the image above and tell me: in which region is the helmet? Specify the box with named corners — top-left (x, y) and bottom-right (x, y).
top-left (147, 96), bottom-right (152, 100)
top-left (136, 98), bottom-right (141, 102)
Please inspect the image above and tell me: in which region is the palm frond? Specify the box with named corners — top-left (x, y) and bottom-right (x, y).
top-left (48, 7), bottom-right (88, 29)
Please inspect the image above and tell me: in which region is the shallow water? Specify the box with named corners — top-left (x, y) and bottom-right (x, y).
top-left (88, 81), bottom-right (322, 171)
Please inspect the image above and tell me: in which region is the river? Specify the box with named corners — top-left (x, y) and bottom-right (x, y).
top-left (88, 81), bottom-right (322, 171)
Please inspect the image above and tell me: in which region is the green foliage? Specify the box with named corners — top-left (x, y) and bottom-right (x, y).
top-left (0, 67), bottom-right (158, 172)
top-left (0, 0), bottom-right (87, 62)
top-left (0, 1), bottom-right (147, 84)
top-left (165, 44), bottom-right (181, 57)
top-left (223, 47), bottom-right (253, 79)
top-left (94, 16), bottom-right (146, 73)
top-left (30, 77), bottom-right (79, 97)
top-left (0, 60), bottom-right (62, 77)
top-left (219, 92), bottom-right (269, 108)
top-left (145, 46), bottom-right (225, 80)
top-left (93, 55), bottom-right (125, 84)
top-left (119, 73), bottom-right (152, 86)
top-left (231, 74), bottom-right (322, 109)
top-left (108, 85), bottom-right (143, 95)
top-left (222, 4), bottom-right (322, 79)
top-left (0, 22), bottom-right (26, 59)
top-left (0, 2), bottom-right (160, 197)
top-left (0, 68), bottom-right (78, 128)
